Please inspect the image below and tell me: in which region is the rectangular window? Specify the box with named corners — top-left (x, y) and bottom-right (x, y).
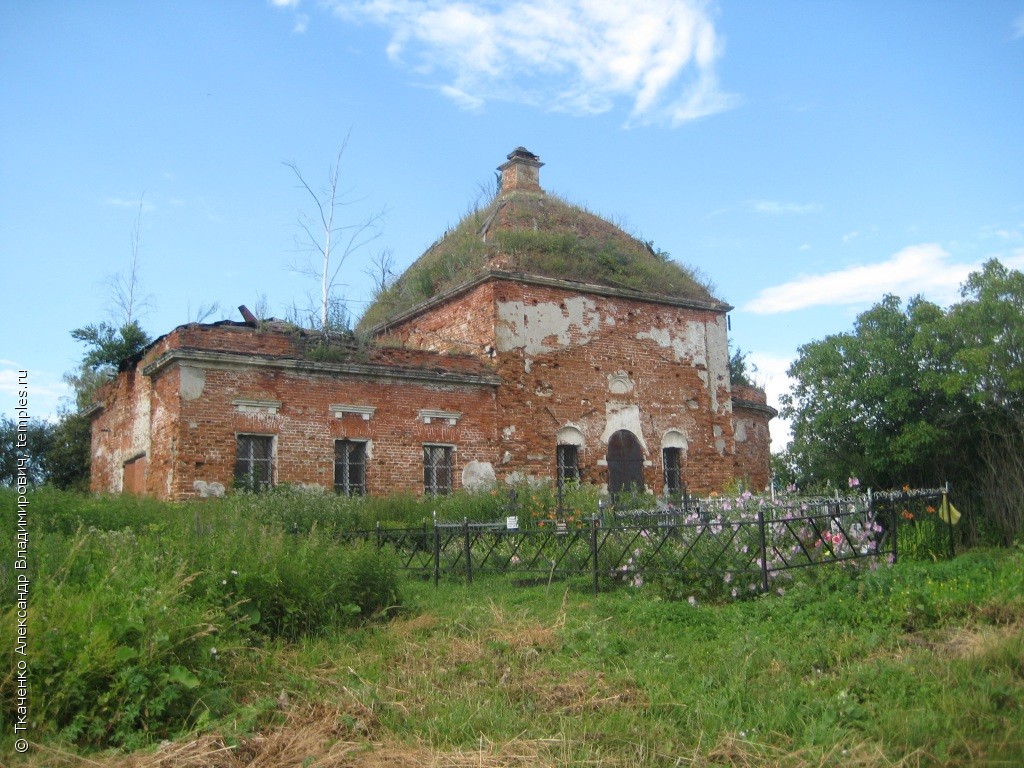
top-left (334, 440), bottom-right (367, 496)
top-left (423, 444), bottom-right (453, 495)
top-left (235, 434), bottom-right (273, 491)
top-left (663, 447), bottom-right (683, 496)
top-left (556, 444), bottom-right (580, 491)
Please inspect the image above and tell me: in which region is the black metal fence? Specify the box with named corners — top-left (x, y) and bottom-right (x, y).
top-left (337, 488), bottom-right (954, 594)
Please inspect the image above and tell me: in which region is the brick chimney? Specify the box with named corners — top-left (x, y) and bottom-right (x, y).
top-left (497, 147), bottom-right (543, 195)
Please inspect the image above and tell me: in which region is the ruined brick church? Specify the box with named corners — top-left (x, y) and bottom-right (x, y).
top-left (89, 148), bottom-right (775, 500)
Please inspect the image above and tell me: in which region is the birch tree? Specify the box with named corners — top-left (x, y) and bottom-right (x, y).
top-left (284, 136), bottom-right (386, 336)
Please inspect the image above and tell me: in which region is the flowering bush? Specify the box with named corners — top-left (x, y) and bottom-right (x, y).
top-left (603, 489), bottom-right (889, 603)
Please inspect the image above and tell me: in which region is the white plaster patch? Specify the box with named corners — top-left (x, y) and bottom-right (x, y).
top-left (504, 471), bottom-right (544, 487)
top-left (130, 387), bottom-right (152, 461)
top-left (662, 429), bottom-right (688, 451)
top-left (600, 403), bottom-right (649, 454)
top-left (607, 371), bottom-right (634, 395)
top-left (495, 297), bottom-right (600, 355)
top-left (635, 320), bottom-right (706, 364)
top-left (502, 425), bottom-right (516, 440)
top-left (556, 425), bottom-right (585, 446)
top-left (734, 420), bottom-right (748, 443)
top-left (180, 366), bottom-right (205, 400)
top-left (462, 460), bottom-right (496, 491)
top-left (193, 480), bottom-right (226, 498)
top-left (713, 425), bottom-right (726, 455)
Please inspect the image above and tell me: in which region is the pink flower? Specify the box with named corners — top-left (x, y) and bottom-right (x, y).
top-left (848, 477), bottom-right (860, 488)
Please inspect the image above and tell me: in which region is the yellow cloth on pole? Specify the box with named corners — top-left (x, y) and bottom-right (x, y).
top-left (939, 494), bottom-right (961, 525)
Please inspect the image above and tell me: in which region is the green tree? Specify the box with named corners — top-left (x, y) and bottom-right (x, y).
top-left (780, 259), bottom-right (1024, 542)
top-left (781, 294), bottom-right (957, 489)
top-left (70, 320), bottom-right (151, 373)
top-left (46, 411), bottom-right (93, 491)
top-left (729, 348), bottom-right (756, 387)
top-left (0, 415), bottom-right (55, 486)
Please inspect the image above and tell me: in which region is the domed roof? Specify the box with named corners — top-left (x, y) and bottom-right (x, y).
top-left (358, 148), bottom-right (720, 332)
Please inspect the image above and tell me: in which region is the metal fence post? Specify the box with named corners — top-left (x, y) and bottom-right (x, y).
top-left (757, 505), bottom-right (769, 593)
top-left (590, 515), bottom-right (600, 594)
top-left (463, 517), bottom-right (473, 585)
top-left (945, 482), bottom-right (955, 559)
top-left (891, 500), bottom-right (899, 564)
top-left (433, 518), bottom-right (440, 587)
top-left (375, 521), bottom-right (382, 550)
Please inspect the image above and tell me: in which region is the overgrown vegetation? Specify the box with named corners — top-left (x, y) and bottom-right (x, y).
top-left (4, 487), bottom-right (1023, 766)
top-left (0, 488), bottom-right (399, 750)
top-left (779, 259), bottom-right (1024, 545)
top-left (358, 192), bottom-right (717, 332)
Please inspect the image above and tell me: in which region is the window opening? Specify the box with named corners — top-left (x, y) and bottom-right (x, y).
top-left (235, 434), bottom-right (273, 491)
top-left (334, 440), bottom-right (367, 496)
top-left (423, 445), bottom-right (453, 495)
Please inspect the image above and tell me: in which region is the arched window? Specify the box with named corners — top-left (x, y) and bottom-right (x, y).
top-left (556, 426), bottom-right (584, 491)
top-left (662, 430), bottom-right (687, 496)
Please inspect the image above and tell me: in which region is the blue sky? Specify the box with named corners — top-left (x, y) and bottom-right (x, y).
top-left (2, 1), bottom-right (1023, 451)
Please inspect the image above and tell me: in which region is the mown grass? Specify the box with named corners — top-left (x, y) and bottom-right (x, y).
top-left (4, 488), bottom-right (1023, 766)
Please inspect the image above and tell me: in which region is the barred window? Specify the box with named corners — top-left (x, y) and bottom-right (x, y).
top-left (235, 434), bottom-right (273, 491)
top-left (556, 444), bottom-right (580, 491)
top-left (423, 445), bottom-right (453, 495)
top-left (663, 447), bottom-right (683, 496)
top-left (334, 440), bottom-right (367, 496)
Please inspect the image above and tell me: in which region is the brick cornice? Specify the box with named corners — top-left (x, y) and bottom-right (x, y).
top-left (141, 348), bottom-right (502, 388)
top-left (367, 270), bottom-right (733, 335)
top-left (732, 398), bottom-right (779, 419)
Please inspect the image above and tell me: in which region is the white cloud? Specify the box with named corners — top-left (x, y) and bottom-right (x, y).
top-left (1014, 12), bottom-right (1024, 39)
top-left (331, 0), bottom-right (739, 125)
top-left (745, 351), bottom-right (795, 452)
top-left (269, 0), bottom-right (300, 8)
top-left (0, 365), bottom-right (69, 421)
top-left (294, 13), bottom-right (310, 33)
top-left (751, 200), bottom-right (821, 215)
top-left (438, 84), bottom-right (485, 111)
top-left (743, 243), bottom-right (979, 314)
top-left (1003, 247), bottom-right (1024, 270)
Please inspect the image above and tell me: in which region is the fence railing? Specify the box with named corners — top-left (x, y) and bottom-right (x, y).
top-left (335, 488), bottom-right (953, 594)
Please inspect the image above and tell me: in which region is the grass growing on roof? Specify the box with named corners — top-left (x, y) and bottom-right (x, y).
top-left (357, 192), bottom-right (718, 333)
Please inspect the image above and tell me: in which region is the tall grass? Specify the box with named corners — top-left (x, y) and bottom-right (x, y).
top-left (0, 488), bottom-right (400, 749)
top-left (4, 487), bottom-right (1022, 765)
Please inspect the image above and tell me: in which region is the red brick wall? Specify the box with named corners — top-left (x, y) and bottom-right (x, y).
top-left (731, 384), bottom-right (775, 491)
top-left (170, 365), bottom-right (497, 499)
top-left (92, 296), bottom-right (772, 500)
top-left (380, 281), bottom-right (497, 355)
top-left (384, 277), bottom-right (743, 494)
top-left (91, 323), bottom-right (498, 500)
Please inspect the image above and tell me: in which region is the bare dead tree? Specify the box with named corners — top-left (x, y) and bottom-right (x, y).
top-left (363, 248), bottom-right (396, 300)
top-left (284, 136), bottom-right (387, 337)
top-left (186, 300), bottom-right (222, 324)
top-left (105, 197), bottom-right (155, 326)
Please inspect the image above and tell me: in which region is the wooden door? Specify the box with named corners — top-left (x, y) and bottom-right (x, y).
top-left (607, 430), bottom-right (644, 497)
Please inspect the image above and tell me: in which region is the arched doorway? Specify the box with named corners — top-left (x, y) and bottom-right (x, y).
top-left (607, 429), bottom-right (644, 498)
